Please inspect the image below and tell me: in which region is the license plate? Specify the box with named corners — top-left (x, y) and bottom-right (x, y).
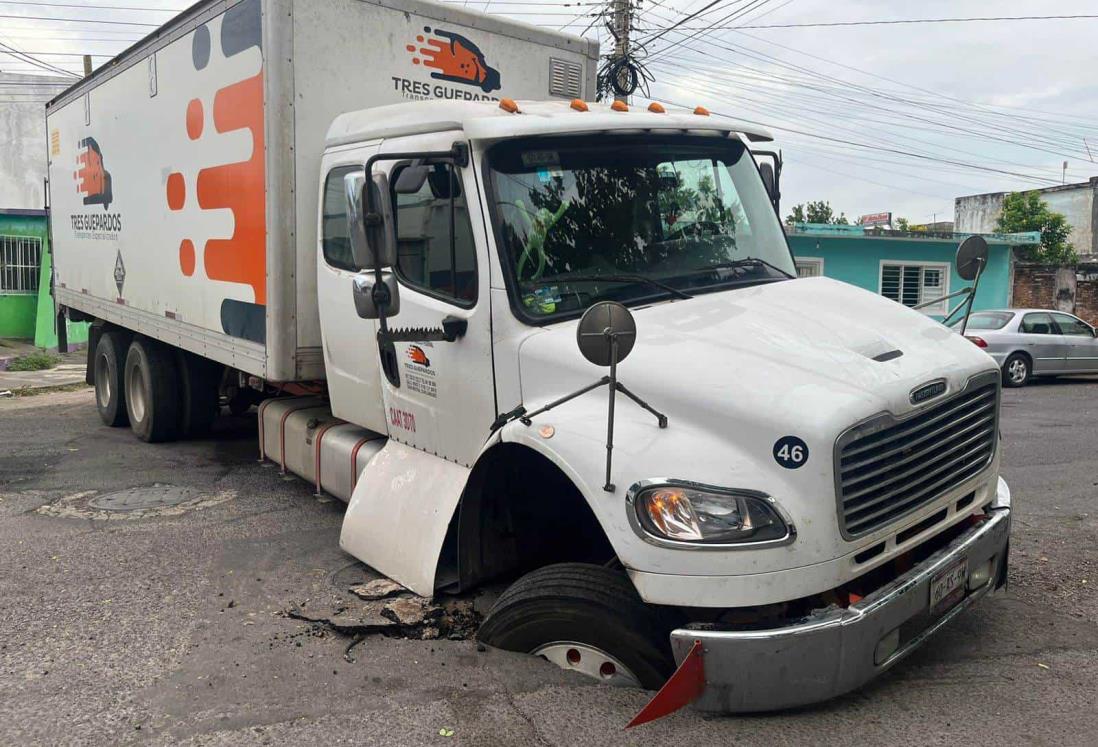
top-left (929, 557), bottom-right (968, 615)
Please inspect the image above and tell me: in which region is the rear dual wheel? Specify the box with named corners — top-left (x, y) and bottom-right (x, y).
top-left (93, 332), bottom-right (223, 442)
top-left (124, 338), bottom-right (181, 443)
top-left (93, 330), bottom-right (131, 427)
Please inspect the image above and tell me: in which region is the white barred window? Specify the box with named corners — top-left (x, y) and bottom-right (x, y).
top-left (0, 236), bottom-right (42, 294)
top-left (880, 261), bottom-right (949, 314)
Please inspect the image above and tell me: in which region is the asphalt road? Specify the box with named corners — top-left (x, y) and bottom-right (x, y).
top-left (1, 379), bottom-right (1097, 746)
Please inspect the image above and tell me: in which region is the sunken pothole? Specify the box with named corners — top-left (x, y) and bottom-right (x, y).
top-left (35, 484), bottom-right (235, 520)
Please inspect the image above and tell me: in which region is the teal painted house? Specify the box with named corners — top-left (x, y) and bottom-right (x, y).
top-left (786, 224), bottom-right (1036, 322)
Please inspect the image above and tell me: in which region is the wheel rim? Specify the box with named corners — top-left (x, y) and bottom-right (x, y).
top-left (127, 359), bottom-right (147, 423)
top-left (95, 354), bottom-right (111, 409)
top-left (531, 641), bottom-right (641, 688)
top-left (1008, 359), bottom-right (1027, 383)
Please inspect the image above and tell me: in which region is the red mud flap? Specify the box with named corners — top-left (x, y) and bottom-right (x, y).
top-left (626, 640), bottom-right (705, 728)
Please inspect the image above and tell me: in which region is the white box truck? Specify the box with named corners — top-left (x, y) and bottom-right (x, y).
top-left (46, 0), bottom-right (1011, 721)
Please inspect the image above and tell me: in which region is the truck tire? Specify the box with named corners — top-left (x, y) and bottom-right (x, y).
top-left (124, 338), bottom-right (180, 443)
top-left (477, 563), bottom-right (677, 690)
top-left (93, 330), bottom-right (130, 427)
top-left (177, 350), bottom-right (222, 438)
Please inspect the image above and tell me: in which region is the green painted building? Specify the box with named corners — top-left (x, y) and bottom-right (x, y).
top-left (786, 223), bottom-right (1038, 322)
top-left (0, 209), bottom-right (88, 349)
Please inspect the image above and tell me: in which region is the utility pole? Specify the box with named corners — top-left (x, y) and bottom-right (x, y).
top-left (609, 0), bottom-right (632, 103)
top-left (83, 55), bottom-right (92, 77)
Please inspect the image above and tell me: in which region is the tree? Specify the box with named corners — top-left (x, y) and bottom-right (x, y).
top-left (895, 217), bottom-right (910, 231)
top-left (995, 191), bottom-right (1077, 264)
top-left (785, 200), bottom-right (848, 226)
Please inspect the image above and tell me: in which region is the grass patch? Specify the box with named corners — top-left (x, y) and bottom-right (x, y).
top-left (7, 351), bottom-right (62, 371)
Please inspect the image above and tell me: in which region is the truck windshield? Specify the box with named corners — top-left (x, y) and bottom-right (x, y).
top-left (486, 135), bottom-right (794, 320)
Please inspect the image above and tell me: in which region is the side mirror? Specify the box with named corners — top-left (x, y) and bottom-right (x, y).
top-left (345, 171), bottom-right (396, 270)
top-left (759, 162), bottom-right (776, 203)
top-left (351, 271), bottom-right (400, 320)
top-left (394, 163), bottom-right (430, 194)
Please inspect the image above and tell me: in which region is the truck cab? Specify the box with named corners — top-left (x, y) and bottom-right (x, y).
top-left (317, 98), bottom-right (1011, 713)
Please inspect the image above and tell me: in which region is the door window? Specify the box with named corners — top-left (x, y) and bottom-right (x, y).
top-left (392, 163), bottom-right (477, 306)
top-left (1020, 312), bottom-right (1056, 334)
top-left (1051, 313), bottom-right (1093, 336)
top-left (321, 165), bottom-right (360, 271)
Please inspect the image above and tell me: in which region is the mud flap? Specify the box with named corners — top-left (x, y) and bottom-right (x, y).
top-left (339, 440), bottom-right (470, 597)
top-left (626, 639), bottom-right (706, 728)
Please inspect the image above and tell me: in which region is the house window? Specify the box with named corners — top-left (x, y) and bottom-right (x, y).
top-left (880, 261), bottom-right (949, 314)
top-left (795, 257), bottom-right (824, 278)
top-left (0, 236), bottom-right (42, 294)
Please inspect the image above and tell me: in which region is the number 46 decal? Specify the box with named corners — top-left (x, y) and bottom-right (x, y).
top-left (773, 436), bottom-right (809, 469)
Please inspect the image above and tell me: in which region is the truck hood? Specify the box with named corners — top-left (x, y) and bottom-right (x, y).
top-left (517, 277), bottom-right (997, 446)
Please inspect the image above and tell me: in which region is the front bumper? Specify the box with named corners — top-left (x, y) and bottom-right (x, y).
top-left (669, 500), bottom-right (1011, 713)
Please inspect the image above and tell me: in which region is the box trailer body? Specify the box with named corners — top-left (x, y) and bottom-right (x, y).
top-left (47, 0), bottom-right (597, 381)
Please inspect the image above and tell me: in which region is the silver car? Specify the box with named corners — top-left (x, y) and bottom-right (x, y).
top-left (952, 309), bottom-right (1098, 387)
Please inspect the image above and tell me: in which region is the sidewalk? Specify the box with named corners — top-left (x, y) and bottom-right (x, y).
top-left (0, 339), bottom-right (88, 395)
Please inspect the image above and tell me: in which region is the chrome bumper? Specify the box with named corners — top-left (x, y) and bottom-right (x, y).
top-left (669, 506), bottom-right (1011, 713)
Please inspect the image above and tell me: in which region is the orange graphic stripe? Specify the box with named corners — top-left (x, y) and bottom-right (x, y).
top-left (196, 72), bottom-right (266, 305)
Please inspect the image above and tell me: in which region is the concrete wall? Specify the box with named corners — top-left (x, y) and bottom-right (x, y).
top-left (788, 233), bottom-right (1012, 320)
top-left (0, 74), bottom-right (70, 211)
top-left (955, 180), bottom-right (1098, 256)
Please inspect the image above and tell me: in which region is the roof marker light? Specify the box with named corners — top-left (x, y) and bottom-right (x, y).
top-left (693, 105), bottom-right (710, 116)
top-left (647, 102), bottom-right (666, 113)
top-left (499, 98), bottom-right (521, 114)
top-left (570, 99), bottom-right (589, 112)
top-left (611, 100), bottom-right (629, 112)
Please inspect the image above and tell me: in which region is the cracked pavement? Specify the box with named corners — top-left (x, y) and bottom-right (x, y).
top-left (1, 382), bottom-right (1097, 745)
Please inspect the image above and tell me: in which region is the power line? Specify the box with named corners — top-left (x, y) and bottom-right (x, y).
top-left (0, 39), bottom-right (78, 76)
top-left (0, 1), bottom-right (182, 10)
top-left (693, 14), bottom-right (1098, 31)
top-left (0, 13), bottom-right (160, 25)
top-left (651, 94), bottom-right (1064, 184)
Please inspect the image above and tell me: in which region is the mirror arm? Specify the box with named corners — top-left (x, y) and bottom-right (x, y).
top-left (913, 286), bottom-right (971, 310)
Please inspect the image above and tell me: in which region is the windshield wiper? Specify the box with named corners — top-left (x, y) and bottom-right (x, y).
top-left (532, 274), bottom-right (693, 300)
top-left (685, 257), bottom-right (795, 280)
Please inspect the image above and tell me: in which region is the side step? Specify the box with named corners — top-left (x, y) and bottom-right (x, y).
top-left (257, 396), bottom-right (386, 502)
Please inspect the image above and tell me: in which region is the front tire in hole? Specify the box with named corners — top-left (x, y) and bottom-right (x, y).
top-left (476, 563), bottom-right (676, 690)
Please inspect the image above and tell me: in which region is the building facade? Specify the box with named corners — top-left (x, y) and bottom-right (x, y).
top-left (0, 73), bottom-right (87, 347)
top-left (787, 224), bottom-right (1038, 321)
top-left (955, 179), bottom-right (1098, 258)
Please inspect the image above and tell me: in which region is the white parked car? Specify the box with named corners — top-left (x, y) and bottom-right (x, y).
top-left (954, 309), bottom-right (1098, 386)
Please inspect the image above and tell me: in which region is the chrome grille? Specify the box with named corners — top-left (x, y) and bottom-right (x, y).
top-left (835, 372), bottom-right (1000, 538)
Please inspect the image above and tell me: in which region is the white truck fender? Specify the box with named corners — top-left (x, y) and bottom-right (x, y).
top-left (339, 439), bottom-right (471, 597)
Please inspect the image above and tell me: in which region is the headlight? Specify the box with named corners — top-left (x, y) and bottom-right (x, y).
top-left (631, 482), bottom-right (791, 545)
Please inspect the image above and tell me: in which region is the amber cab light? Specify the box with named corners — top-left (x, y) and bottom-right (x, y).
top-left (693, 105), bottom-right (710, 116)
top-left (570, 98), bottom-right (589, 112)
top-left (647, 102), bottom-right (666, 113)
top-left (499, 98), bottom-right (521, 113)
top-left (610, 100), bottom-right (629, 112)
top-left (965, 336), bottom-right (988, 348)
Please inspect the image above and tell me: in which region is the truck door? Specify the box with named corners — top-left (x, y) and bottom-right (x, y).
top-left (375, 135), bottom-right (496, 468)
top-left (317, 149), bottom-right (389, 433)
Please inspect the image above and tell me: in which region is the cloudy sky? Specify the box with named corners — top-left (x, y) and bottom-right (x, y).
top-left (4, 0), bottom-right (1096, 225)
